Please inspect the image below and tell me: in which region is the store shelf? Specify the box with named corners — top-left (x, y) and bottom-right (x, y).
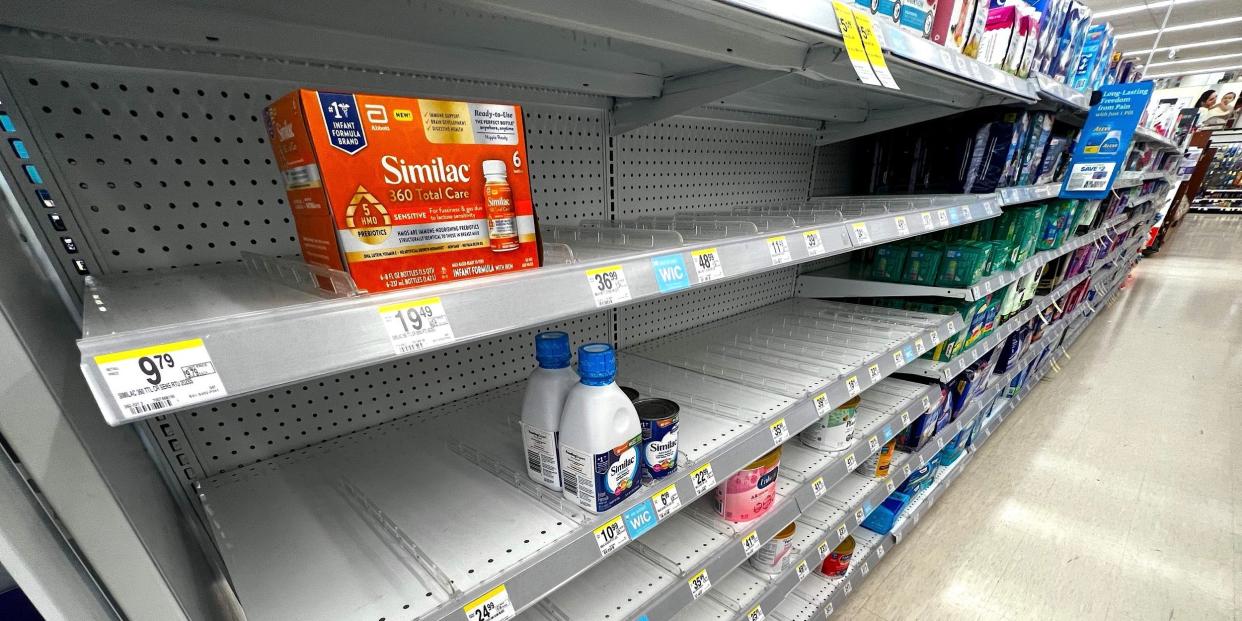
top-left (996, 182), bottom-right (1062, 206)
top-left (195, 298), bottom-right (961, 621)
top-left (77, 195), bottom-right (1000, 426)
top-left (1029, 72), bottom-right (1088, 113)
top-left (1133, 126), bottom-right (1179, 150)
top-left (797, 210), bottom-right (1129, 303)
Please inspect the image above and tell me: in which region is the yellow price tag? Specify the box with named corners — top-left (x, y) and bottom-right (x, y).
top-left (832, 1), bottom-right (882, 87)
top-left (852, 10), bottom-right (900, 90)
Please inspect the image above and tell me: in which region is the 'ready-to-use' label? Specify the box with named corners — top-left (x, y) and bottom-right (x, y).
top-left (561, 434), bottom-right (641, 513)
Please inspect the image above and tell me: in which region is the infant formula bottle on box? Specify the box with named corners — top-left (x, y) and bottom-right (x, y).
top-left (800, 396), bottom-right (860, 452)
top-left (750, 522), bottom-right (797, 575)
top-left (635, 398), bottom-right (680, 481)
top-left (715, 447), bottom-right (782, 522)
top-left (521, 332), bottom-right (578, 491)
top-left (559, 344), bottom-right (642, 514)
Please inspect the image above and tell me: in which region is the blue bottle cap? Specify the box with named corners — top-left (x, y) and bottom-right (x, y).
top-left (577, 343), bottom-right (616, 385)
top-left (534, 331), bottom-right (571, 369)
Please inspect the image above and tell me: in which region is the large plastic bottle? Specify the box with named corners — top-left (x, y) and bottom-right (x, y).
top-left (558, 343), bottom-right (642, 514)
top-left (521, 331), bottom-right (578, 491)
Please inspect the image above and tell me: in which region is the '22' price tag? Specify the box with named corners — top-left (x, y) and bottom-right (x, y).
top-left (768, 236), bottom-right (792, 264)
top-left (690, 463), bottom-right (716, 495)
top-left (585, 265), bottom-right (632, 307)
top-left (692, 248), bottom-right (724, 282)
top-left (463, 584), bottom-right (515, 621)
top-left (593, 516), bottom-right (629, 557)
top-left (95, 338), bottom-right (228, 421)
top-left (380, 297), bottom-right (456, 355)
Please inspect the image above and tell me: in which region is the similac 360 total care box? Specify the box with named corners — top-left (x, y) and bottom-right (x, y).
top-left (265, 90), bottom-right (540, 292)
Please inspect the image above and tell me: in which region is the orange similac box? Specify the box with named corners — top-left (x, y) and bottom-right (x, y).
top-left (265, 89), bottom-right (539, 292)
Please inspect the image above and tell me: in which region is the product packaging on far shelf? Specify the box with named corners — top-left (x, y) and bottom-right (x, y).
top-left (265, 89), bottom-right (540, 292)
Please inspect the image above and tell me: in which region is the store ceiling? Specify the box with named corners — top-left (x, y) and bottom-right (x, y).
top-left (1085, 0), bottom-right (1242, 76)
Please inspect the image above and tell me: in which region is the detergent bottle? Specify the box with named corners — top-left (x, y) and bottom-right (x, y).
top-left (521, 331), bottom-right (578, 491)
top-left (558, 343), bottom-right (642, 513)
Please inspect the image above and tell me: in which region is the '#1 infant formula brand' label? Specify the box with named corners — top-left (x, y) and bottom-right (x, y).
top-left (562, 434), bottom-right (641, 513)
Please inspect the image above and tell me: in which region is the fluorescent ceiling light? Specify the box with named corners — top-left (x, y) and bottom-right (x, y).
top-left (1095, 0), bottom-right (1205, 19)
top-left (1141, 36), bottom-right (1242, 55)
top-left (1145, 63), bottom-right (1242, 78)
top-left (1147, 51), bottom-right (1242, 68)
top-left (1117, 16), bottom-right (1242, 40)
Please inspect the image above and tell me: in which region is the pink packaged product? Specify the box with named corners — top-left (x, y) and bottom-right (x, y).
top-left (1018, 10), bottom-right (1041, 77)
top-left (1003, 11), bottom-right (1031, 74)
top-left (980, 5), bottom-right (1017, 69)
top-left (931, 0), bottom-right (976, 51)
top-left (714, 448), bottom-right (781, 522)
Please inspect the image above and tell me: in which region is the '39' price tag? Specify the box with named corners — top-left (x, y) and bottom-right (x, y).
top-left (585, 265), bottom-right (632, 307)
top-left (463, 584), bottom-right (515, 621)
top-left (804, 229), bottom-right (826, 256)
top-left (380, 297), bottom-right (457, 355)
top-left (94, 338), bottom-right (228, 422)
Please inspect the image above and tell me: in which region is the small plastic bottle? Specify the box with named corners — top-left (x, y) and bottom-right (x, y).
top-left (482, 159), bottom-right (519, 252)
top-left (521, 332), bottom-right (578, 491)
top-left (558, 343), bottom-right (642, 514)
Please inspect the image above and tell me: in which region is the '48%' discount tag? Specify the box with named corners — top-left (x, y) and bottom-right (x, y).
top-left (94, 338), bottom-right (228, 421)
top-left (379, 297), bottom-right (456, 355)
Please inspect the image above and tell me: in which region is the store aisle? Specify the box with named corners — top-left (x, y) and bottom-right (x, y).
top-left (836, 214), bottom-right (1242, 621)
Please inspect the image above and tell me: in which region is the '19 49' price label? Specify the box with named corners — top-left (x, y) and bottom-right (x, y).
top-left (688, 568), bottom-right (711, 599)
top-left (585, 265), bottom-right (632, 307)
top-left (692, 248), bottom-right (724, 282)
top-left (463, 584), bottom-right (515, 621)
top-left (95, 338), bottom-right (228, 421)
top-left (767, 236), bottom-right (792, 264)
top-left (380, 297), bottom-right (457, 355)
top-left (690, 463), bottom-right (716, 495)
top-left (593, 516), bottom-right (629, 556)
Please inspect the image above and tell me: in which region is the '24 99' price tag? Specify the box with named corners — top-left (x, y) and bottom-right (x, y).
top-left (463, 585), bottom-right (515, 621)
top-left (380, 297), bottom-right (456, 355)
top-left (95, 338), bottom-right (228, 421)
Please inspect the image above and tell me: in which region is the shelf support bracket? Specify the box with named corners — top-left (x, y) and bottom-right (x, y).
top-left (611, 66), bottom-right (789, 135)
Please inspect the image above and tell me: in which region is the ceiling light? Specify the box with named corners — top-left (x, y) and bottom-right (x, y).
top-left (1095, 0), bottom-right (1205, 19)
top-left (1116, 16), bottom-right (1242, 40)
top-left (1145, 63), bottom-right (1242, 79)
top-left (1145, 36), bottom-right (1242, 55)
top-left (1147, 51), bottom-right (1242, 68)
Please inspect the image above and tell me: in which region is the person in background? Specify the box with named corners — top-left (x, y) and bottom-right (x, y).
top-left (1201, 92), bottom-right (1236, 128)
top-left (1194, 90), bottom-right (1218, 128)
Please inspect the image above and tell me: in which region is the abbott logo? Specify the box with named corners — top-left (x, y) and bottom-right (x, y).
top-left (364, 104), bottom-right (388, 125)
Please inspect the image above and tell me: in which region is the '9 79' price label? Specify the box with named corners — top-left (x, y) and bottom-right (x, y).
top-left (463, 585), bottom-right (514, 621)
top-left (585, 265), bottom-right (632, 307)
top-left (380, 297), bottom-right (457, 355)
top-left (95, 338), bottom-right (229, 421)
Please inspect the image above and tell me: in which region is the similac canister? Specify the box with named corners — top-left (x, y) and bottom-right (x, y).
top-left (558, 344), bottom-right (642, 514)
top-left (715, 447), bottom-right (782, 522)
top-left (821, 535), bottom-right (855, 576)
top-left (800, 396), bottom-right (860, 452)
top-left (749, 522), bottom-right (797, 575)
top-left (635, 398), bottom-right (679, 481)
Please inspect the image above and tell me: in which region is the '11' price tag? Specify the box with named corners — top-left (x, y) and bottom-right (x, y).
top-left (688, 569), bottom-right (711, 599)
top-left (651, 484), bottom-right (681, 519)
top-left (463, 585), bottom-right (515, 621)
top-left (585, 265), bottom-right (632, 307)
top-left (95, 338), bottom-right (228, 421)
top-left (380, 297), bottom-right (457, 355)
top-left (692, 248), bottom-right (724, 282)
top-left (593, 516), bottom-right (629, 557)
top-left (804, 230), bottom-right (826, 256)
top-left (768, 236), bottom-right (792, 264)
top-left (690, 463), bottom-right (716, 495)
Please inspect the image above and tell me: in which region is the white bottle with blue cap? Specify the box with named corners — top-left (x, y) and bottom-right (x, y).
top-left (558, 343), bottom-right (642, 514)
top-left (522, 332), bottom-right (578, 491)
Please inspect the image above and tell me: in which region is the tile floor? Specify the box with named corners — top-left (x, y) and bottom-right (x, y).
top-left (833, 214), bottom-right (1242, 620)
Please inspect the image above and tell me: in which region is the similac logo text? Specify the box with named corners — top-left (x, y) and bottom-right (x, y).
top-left (380, 155), bottom-right (471, 185)
top-left (605, 448), bottom-right (638, 495)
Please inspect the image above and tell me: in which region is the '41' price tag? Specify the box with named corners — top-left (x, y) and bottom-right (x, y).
top-left (690, 463), bottom-right (716, 495)
top-left (804, 229), bottom-right (826, 256)
top-left (767, 236), bottom-right (792, 264)
top-left (796, 560), bottom-right (811, 580)
top-left (770, 418), bottom-right (790, 445)
top-left (843, 453), bottom-right (858, 470)
top-left (463, 585), bottom-right (515, 621)
top-left (688, 569), bottom-right (712, 599)
top-left (585, 265), bottom-right (632, 307)
top-left (380, 297), bottom-right (456, 355)
top-left (593, 516), bottom-right (629, 557)
top-left (692, 248), bottom-right (724, 282)
top-left (741, 530), bottom-right (760, 557)
top-left (94, 338), bottom-right (228, 422)
top-left (811, 476), bottom-right (827, 498)
top-left (651, 483), bottom-right (681, 519)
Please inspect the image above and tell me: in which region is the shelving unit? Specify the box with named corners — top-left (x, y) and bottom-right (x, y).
top-left (0, 2), bottom-right (1169, 621)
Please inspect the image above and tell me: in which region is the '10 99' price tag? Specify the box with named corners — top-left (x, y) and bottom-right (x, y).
top-left (463, 585), bottom-right (515, 621)
top-left (593, 516), bottom-right (629, 556)
top-left (380, 297), bottom-right (457, 355)
top-left (94, 338), bottom-right (228, 421)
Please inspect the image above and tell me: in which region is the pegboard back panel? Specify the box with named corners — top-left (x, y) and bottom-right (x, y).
top-left (162, 312), bottom-right (610, 479)
top-left (1, 55), bottom-right (606, 281)
top-left (810, 140), bottom-right (859, 197)
top-left (613, 115), bottom-right (815, 216)
top-left (616, 267), bottom-right (798, 348)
